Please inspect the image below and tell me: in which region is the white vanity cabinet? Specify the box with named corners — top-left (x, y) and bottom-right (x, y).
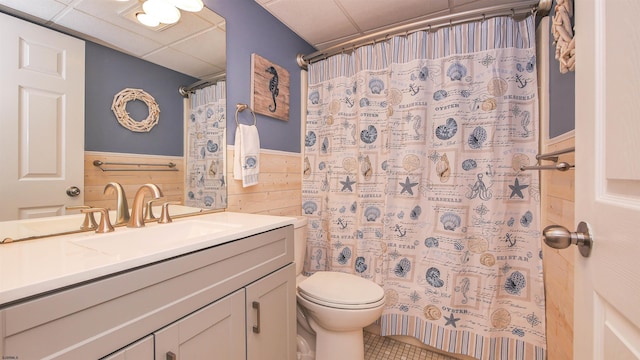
top-left (152, 264), bottom-right (296, 360)
top-left (0, 224), bottom-right (295, 360)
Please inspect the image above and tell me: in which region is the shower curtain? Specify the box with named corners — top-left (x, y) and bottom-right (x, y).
top-left (302, 15), bottom-right (545, 360)
top-left (185, 82), bottom-right (227, 209)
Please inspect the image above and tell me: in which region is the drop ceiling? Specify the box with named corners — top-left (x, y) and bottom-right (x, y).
top-left (0, 0), bottom-right (226, 80)
top-left (255, 0), bottom-right (540, 50)
top-left (0, 0), bottom-right (538, 79)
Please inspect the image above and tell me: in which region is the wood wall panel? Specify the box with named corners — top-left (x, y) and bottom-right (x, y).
top-left (84, 150), bottom-right (302, 217)
top-left (226, 148), bottom-right (302, 216)
top-left (84, 152), bottom-right (184, 210)
top-left (540, 136), bottom-right (575, 360)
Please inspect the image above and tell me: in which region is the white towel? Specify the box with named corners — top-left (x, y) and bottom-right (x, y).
top-left (233, 124), bottom-right (260, 187)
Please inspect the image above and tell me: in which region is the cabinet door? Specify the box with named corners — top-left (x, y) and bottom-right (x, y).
top-left (154, 289), bottom-right (245, 360)
top-left (101, 335), bottom-right (154, 360)
top-left (246, 264), bottom-right (296, 360)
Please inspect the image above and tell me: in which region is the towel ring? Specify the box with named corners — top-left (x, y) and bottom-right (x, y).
top-left (235, 103), bottom-right (257, 126)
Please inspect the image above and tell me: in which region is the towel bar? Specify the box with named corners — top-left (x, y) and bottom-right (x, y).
top-left (520, 147), bottom-right (575, 172)
top-left (235, 103), bottom-right (257, 126)
top-left (93, 160), bottom-right (178, 172)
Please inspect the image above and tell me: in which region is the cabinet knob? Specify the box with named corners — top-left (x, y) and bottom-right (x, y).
top-left (166, 351), bottom-right (177, 360)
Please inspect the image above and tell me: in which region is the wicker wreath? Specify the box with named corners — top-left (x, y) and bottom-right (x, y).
top-left (111, 88), bottom-right (160, 132)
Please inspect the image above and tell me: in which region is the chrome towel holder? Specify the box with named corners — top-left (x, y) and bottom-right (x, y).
top-left (520, 146), bottom-right (575, 172)
top-left (235, 103), bottom-right (257, 126)
top-left (93, 160), bottom-right (178, 172)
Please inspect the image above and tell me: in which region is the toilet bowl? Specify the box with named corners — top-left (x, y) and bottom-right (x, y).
top-left (293, 216), bottom-right (385, 360)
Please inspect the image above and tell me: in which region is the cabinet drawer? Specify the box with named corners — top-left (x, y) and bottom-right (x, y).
top-left (0, 225), bottom-right (293, 359)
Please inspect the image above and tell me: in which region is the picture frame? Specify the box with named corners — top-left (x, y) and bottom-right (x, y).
top-left (251, 53), bottom-right (290, 121)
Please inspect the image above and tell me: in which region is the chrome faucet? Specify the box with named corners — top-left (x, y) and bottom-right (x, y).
top-left (127, 184), bottom-right (164, 228)
top-left (104, 182), bottom-right (130, 225)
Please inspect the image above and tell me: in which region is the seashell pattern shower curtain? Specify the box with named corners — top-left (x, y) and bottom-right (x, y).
top-left (185, 82), bottom-right (227, 209)
top-left (302, 15), bottom-right (545, 360)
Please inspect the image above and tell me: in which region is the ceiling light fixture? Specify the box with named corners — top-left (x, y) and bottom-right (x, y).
top-left (136, 12), bottom-right (161, 27)
top-left (142, 0), bottom-right (181, 24)
top-left (136, 0), bottom-right (204, 28)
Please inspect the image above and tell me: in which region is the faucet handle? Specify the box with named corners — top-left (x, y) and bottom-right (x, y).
top-left (66, 205), bottom-right (98, 231)
top-left (81, 208), bottom-right (114, 233)
top-left (158, 201), bottom-right (181, 224)
top-left (144, 198), bottom-right (165, 221)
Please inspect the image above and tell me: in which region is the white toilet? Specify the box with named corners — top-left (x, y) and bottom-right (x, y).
top-left (293, 217), bottom-right (385, 360)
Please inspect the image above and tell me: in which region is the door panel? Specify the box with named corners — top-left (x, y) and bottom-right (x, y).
top-left (154, 289), bottom-right (246, 360)
top-left (574, 0), bottom-right (640, 358)
top-left (0, 12), bottom-right (85, 220)
top-left (246, 264), bottom-right (296, 360)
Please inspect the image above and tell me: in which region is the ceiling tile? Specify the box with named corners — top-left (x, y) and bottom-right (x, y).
top-left (54, 9), bottom-right (161, 57)
top-left (171, 28), bottom-right (226, 67)
top-left (197, 6), bottom-right (226, 26)
top-left (0, 0), bottom-right (67, 22)
top-left (261, 0), bottom-right (359, 46)
top-left (337, 0), bottom-right (450, 32)
top-left (143, 47), bottom-right (222, 79)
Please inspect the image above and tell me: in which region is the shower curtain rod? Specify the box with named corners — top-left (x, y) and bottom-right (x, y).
top-left (297, 0), bottom-right (552, 69)
top-left (179, 73), bottom-right (226, 97)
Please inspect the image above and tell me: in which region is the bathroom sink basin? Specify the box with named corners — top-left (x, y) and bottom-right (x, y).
top-left (70, 219), bottom-right (239, 257)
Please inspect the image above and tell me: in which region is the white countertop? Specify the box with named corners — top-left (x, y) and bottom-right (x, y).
top-left (0, 212), bottom-right (295, 306)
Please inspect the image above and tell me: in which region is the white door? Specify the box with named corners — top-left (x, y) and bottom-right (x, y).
top-left (0, 12), bottom-right (85, 221)
top-left (574, 0), bottom-right (640, 358)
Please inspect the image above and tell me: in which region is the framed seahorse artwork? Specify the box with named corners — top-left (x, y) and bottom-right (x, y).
top-left (251, 53), bottom-right (290, 121)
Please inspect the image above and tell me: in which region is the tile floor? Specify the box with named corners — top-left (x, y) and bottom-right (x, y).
top-left (363, 331), bottom-right (459, 360)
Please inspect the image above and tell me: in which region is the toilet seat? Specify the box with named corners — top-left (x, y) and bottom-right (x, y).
top-left (297, 271), bottom-right (385, 310)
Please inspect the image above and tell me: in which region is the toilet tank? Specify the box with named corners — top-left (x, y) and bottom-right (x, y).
top-left (293, 216), bottom-right (308, 275)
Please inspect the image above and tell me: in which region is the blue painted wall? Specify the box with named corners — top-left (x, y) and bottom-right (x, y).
top-left (85, 42), bottom-right (198, 156)
top-left (547, 2), bottom-right (575, 138)
top-left (206, 0), bottom-right (316, 153)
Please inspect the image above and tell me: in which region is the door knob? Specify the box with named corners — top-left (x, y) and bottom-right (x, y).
top-left (66, 186), bottom-right (81, 197)
top-left (542, 221), bottom-right (593, 258)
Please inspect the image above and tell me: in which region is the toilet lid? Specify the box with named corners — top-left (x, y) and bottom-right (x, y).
top-left (297, 271), bottom-right (384, 306)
